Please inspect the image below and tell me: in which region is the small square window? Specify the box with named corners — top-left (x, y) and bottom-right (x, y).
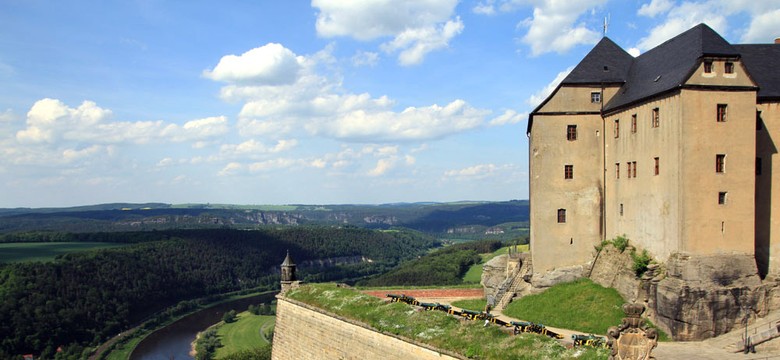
top-left (591, 92), bottom-right (601, 103)
top-left (716, 154), bottom-right (726, 173)
top-left (557, 209), bottom-right (566, 223)
top-left (718, 192), bottom-right (727, 205)
top-left (725, 62), bottom-right (734, 74)
top-left (704, 61), bottom-right (713, 73)
top-left (652, 108), bottom-right (660, 128)
top-left (631, 114), bottom-right (637, 133)
top-left (564, 165), bottom-right (574, 179)
top-left (567, 125), bottom-right (577, 141)
top-left (717, 104), bottom-right (727, 122)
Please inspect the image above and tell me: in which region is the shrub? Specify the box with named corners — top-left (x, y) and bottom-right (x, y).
top-left (612, 235), bottom-right (629, 253)
top-left (631, 249), bottom-right (652, 277)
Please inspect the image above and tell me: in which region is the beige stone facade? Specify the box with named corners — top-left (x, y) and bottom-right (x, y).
top-left (272, 297), bottom-right (462, 360)
top-left (528, 24), bottom-right (780, 278)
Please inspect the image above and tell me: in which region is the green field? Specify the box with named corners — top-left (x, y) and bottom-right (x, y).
top-left (215, 312), bottom-right (275, 358)
top-left (0, 242), bottom-right (129, 263)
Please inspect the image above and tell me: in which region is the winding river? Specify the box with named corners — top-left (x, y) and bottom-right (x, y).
top-left (130, 291), bottom-right (278, 360)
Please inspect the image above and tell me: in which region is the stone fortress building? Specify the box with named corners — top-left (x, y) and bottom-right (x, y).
top-left (527, 23), bottom-right (780, 339)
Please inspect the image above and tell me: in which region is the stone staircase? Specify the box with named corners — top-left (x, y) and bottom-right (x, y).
top-left (495, 257), bottom-right (533, 310)
top-left (706, 310), bottom-right (780, 353)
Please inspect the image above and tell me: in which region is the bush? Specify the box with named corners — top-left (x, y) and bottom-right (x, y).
top-left (612, 235), bottom-right (629, 253)
top-left (223, 310), bottom-right (237, 323)
top-left (631, 249), bottom-right (652, 277)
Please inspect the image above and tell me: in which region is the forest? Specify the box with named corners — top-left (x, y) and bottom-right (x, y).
top-left (0, 227), bottom-right (436, 358)
top-left (357, 239), bottom-right (502, 287)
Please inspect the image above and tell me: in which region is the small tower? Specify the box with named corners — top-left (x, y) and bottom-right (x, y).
top-left (280, 250), bottom-right (297, 294)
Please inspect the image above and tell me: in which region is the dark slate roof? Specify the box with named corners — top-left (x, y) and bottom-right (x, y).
top-left (281, 250), bottom-right (295, 267)
top-left (561, 37), bottom-right (634, 85)
top-left (734, 44), bottom-right (780, 101)
top-left (604, 23), bottom-right (740, 112)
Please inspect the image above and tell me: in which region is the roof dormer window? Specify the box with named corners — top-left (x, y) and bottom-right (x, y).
top-left (591, 92), bottom-right (601, 103)
top-left (725, 62), bottom-right (734, 74)
top-left (704, 60), bottom-right (713, 73)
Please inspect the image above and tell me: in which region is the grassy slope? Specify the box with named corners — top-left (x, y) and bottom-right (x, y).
top-left (215, 312), bottom-right (275, 359)
top-left (0, 242), bottom-right (129, 263)
top-left (287, 283), bottom-right (607, 360)
top-left (503, 278), bottom-right (624, 334)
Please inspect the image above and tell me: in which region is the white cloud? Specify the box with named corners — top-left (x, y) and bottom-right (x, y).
top-left (526, 66), bottom-right (573, 108)
top-left (638, 0), bottom-right (674, 17)
top-left (208, 44), bottom-right (492, 143)
top-left (380, 18), bottom-right (464, 65)
top-left (203, 43), bottom-right (304, 85)
top-left (488, 110), bottom-right (526, 126)
top-left (368, 158), bottom-right (395, 176)
top-left (351, 51), bottom-right (379, 67)
top-left (635, 0), bottom-right (780, 51)
top-left (518, 0), bottom-right (607, 56)
top-left (312, 0), bottom-right (461, 65)
top-left (627, 47), bottom-right (641, 57)
top-left (473, 1), bottom-right (496, 15)
top-left (741, 9), bottom-right (780, 43)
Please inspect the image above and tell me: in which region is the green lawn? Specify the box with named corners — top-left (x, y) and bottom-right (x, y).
top-left (215, 312), bottom-right (275, 359)
top-left (503, 278), bottom-right (624, 334)
top-left (0, 242), bottom-right (129, 263)
top-left (451, 298), bottom-right (487, 311)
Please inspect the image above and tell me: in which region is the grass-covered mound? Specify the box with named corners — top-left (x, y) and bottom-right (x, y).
top-left (287, 283), bottom-right (608, 359)
top-left (503, 279), bottom-right (624, 335)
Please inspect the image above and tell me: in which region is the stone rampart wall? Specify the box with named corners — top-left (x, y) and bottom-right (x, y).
top-left (271, 297), bottom-right (463, 360)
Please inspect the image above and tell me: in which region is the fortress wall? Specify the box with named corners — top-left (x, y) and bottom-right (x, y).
top-left (271, 297), bottom-right (463, 360)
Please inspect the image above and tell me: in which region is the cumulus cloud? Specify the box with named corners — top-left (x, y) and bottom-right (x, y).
top-left (203, 43), bottom-right (304, 85)
top-left (351, 51), bottom-right (379, 67)
top-left (488, 110), bottom-right (526, 126)
top-left (635, 0), bottom-right (780, 51)
top-left (473, 1), bottom-right (497, 15)
top-left (527, 66), bottom-right (573, 108)
top-left (312, 0), bottom-right (461, 65)
top-left (638, 0), bottom-right (674, 17)
top-left (518, 0), bottom-right (607, 56)
top-left (206, 43), bottom-right (493, 143)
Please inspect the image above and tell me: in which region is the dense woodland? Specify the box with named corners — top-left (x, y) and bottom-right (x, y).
top-left (0, 227), bottom-right (436, 358)
top-left (358, 239), bottom-right (502, 287)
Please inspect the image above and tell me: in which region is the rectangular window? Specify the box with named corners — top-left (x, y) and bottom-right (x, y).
top-left (704, 60), bottom-right (713, 73)
top-left (615, 163), bottom-right (620, 179)
top-left (717, 104), bottom-right (727, 122)
top-left (557, 209), bottom-right (566, 223)
top-left (725, 62), bottom-right (734, 74)
top-left (716, 154), bottom-right (726, 173)
top-left (757, 157), bottom-right (762, 175)
top-left (652, 108), bottom-right (660, 128)
top-left (620, 204), bottom-right (624, 216)
top-left (632, 161), bottom-right (637, 178)
top-left (718, 192), bottom-right (727, 205)
top-left (567, 125), bottom-right (577, 141)
top-left (654, 157), bottom-right (659, 175)
top-left (614, 119), bottom-right (620, 138)
top-left (564, 165), bottom-right (573, 179)
top-left (631, 114), bottom-right (637, 133)
top-left (626, 162), bottom-right (631, 178)
top-left (591, 92), bottom-right (601, 103)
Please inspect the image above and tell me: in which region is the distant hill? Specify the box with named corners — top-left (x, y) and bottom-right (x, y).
top-left (0, 201), bottom-right (529, 240)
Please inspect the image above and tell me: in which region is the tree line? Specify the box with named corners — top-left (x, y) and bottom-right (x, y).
top-left (0, 227), bottom-right (436, 358)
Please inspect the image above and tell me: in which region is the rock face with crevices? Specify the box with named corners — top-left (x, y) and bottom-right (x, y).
top-left (481, 254), bottom-right (508, 300)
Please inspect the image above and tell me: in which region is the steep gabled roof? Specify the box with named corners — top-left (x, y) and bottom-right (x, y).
top-left (604, 23), bottom-right (740, 112)
top-left (734, 44), bottom-right (780, 101)
top-left (561, 37), bottom-right (634, 85)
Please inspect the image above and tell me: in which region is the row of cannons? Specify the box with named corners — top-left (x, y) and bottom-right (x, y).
top-left (387, 294), bottom-right (657, 360)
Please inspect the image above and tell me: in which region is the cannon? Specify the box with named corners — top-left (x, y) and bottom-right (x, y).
top-left (572, 334), bottom-right (607, 348)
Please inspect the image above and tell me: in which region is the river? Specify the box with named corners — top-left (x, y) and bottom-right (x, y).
top-left (130, 291), bottom-right (278, 360)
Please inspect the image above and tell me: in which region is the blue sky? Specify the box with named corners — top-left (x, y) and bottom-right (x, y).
top-left (1, 0), bottom-right (778, 207)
